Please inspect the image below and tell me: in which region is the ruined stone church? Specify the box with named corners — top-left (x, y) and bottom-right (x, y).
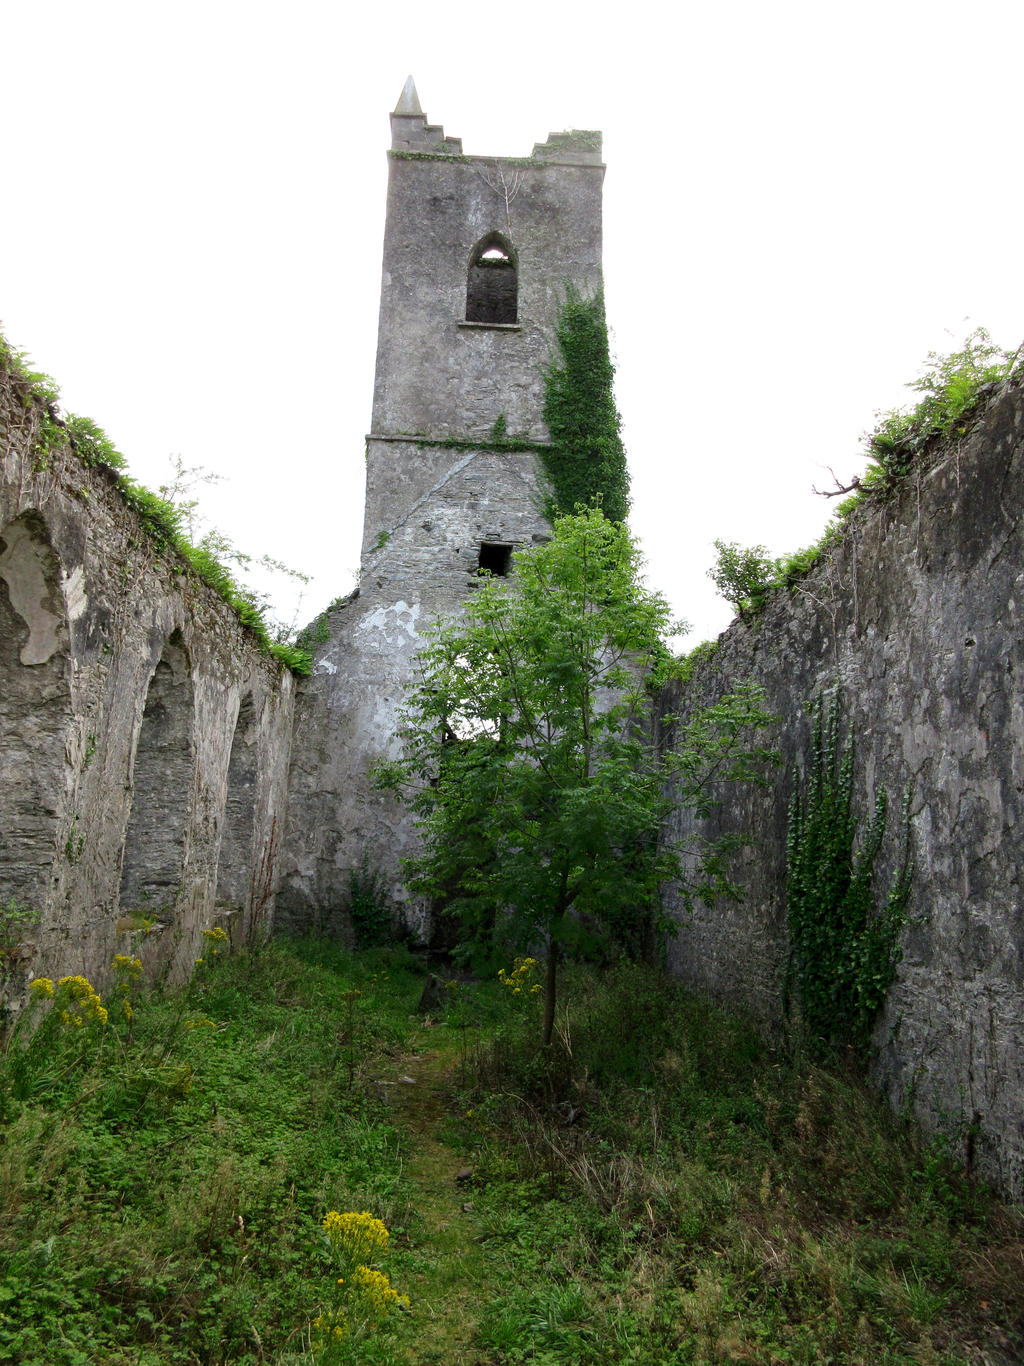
top-left (2, 81), bottom-right (1023, 1200)
top-left (278, 77), bottom-right (606, 935)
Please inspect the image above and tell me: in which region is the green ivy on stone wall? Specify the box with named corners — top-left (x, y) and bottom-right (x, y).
top-left (786, 690), bottom-right (913, 1058)
top-left (541, 287), bottom-right (630, 524)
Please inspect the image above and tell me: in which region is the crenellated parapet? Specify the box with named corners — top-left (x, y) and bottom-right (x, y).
top-left (530, 129), bottom-right (603, 164)
top-left (389, 75), bottom-right (464, 154)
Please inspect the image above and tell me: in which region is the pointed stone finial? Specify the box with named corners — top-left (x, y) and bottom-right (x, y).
top-left (394, 76), bottom-right (422, 116)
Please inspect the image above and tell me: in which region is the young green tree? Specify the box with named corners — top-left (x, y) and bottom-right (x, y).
top-left (707, 539), bottom-right (777, 620)
top-left (377, 509), bottom-right (777, 1044)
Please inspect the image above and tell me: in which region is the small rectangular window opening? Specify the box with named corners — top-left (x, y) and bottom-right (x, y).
top-left (478, 542), bottom-right (512, 576)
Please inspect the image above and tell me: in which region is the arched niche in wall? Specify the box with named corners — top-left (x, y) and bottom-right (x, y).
top-left (119, 631), bottom-right (195, 917)
top-left (214, 692), bottom-right (258, 935)
top-left (0, 511), bottom-right (72, 908)
top-left (466, 232), bottom-right (518, 324)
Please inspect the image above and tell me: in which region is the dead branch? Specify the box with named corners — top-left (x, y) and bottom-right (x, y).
top-left (812, 467), bottom-right (861, 498)
top-left (474, 162), bottom-right (523, 236)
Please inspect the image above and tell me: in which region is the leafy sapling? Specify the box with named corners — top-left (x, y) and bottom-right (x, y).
top-left (377, 508), bottom-right (777, 1044)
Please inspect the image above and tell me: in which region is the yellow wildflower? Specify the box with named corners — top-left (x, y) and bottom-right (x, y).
top-left (202, 926), bottom-right (229, 944)
top-left (29, 977), bottom-right (55, 999)
top-left (58, 975), bottom-right (95, 1000)
top-left (323, 1210), bottom-right (389, 1260)
top-left (55, 976), bottom-right (107, 1026)
top-left (498, 956), bottom-right (540, 995)
top-left (112, 954), bottom-right (143, 976)
top-left (350, 1265), bottom-right (404, 1318)
top-left (311, 1309), bottom-right (347, 1343)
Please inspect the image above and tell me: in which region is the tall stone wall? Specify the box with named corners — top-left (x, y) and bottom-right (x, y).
top-left (0, 366), bottom-right (294, 1005)
top-left (276, 96), bottom-right (605, 935)
top-left (658, 374), bottom-right (1024, 1199)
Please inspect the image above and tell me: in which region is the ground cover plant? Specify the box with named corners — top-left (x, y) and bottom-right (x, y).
top-left (454, 960), bottom-right (1024, 1365)
top-left (1, 941), bottom-right (1020, 1364)
top-left (0, 938), bottom-right (420, 1364)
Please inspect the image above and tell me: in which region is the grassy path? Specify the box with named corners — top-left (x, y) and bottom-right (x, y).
top-left (377, 1027), bottom-right (494, 1365)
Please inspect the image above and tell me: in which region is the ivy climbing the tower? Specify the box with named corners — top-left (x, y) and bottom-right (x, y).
top-left (541, 286), bottom-right (630, 524)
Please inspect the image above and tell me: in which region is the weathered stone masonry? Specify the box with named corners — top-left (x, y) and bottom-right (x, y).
top-left (277, 83), bottom-right (605, 934)
top-left (659, 376), bottom-right (1024, 1200)
top-left (0, 367), bottom-right (294, 997)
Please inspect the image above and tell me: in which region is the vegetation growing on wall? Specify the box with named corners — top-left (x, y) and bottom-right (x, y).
top-left (377, 509), bottom-right (776, 1044)
top-left (541, 287), bottom-right (630, 524)
top-left (786, 690), bottom-right (913, 1058)
top-left (707, 540), bottom-right (777, 621)
top-left (852, 327), bottom-right (1017, 505)
top-left (707, 329), bottom-right (1020, 621)
top-left (666, 637), bottom-right (722, 689)
top-left (0, 333), bottom-right (313, 676)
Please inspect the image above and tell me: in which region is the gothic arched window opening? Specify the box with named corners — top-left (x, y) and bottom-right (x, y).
top-left (119, 631), bottom-right (196, 918)
top-left (466, 233), bottom-right (517, 324)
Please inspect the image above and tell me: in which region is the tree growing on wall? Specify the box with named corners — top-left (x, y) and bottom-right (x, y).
top-left (708, 539), bottom-right (777, 620)
top-left (377, 509), bottom-right (777, 1044)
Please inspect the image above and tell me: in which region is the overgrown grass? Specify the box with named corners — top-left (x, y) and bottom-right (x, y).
top-left (454, 960), bottom-right (1023, 1365)
top-left (0, 939), bottom-right (421, 1364)
top-left (0, 332), bottom-right (312, 676)
top-left (2, 947), bottom-right (1020, 1363)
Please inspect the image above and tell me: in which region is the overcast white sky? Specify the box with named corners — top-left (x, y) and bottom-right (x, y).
top-left (3, 0), bottom-right (1022, 646)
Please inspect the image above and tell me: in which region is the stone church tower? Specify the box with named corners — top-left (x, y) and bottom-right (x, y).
top-left (277, 80), bottom-right (606, 933)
